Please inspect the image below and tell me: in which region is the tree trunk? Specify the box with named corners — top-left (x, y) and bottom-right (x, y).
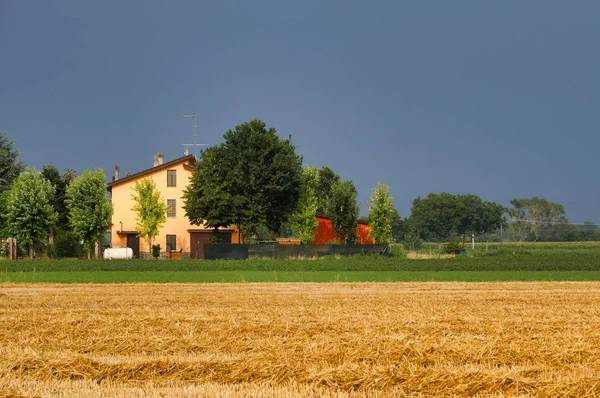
top-left (29, 246), bottom-right (33, 259)
top-left (485, 239), bottom-right (489, 252)
top-left (149, 237), bottom-right (153, 259)
top-left (87, 250), bottom-right (91, 260)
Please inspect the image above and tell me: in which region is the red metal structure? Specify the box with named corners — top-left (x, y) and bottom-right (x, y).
top-left (311, 216), bottom-right (374, 244)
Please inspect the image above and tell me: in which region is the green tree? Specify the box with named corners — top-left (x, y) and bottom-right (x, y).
top-left (389, 208), bottom-right (405, 243)
top-left (7, 167), bottom-right (58, 258)
top-left (289, 165), bottom-right (319, 244)
top-left (315, 166), bottom-right (340, 215)
top-left (0, 133), bottom-right (24, 193)
top-left (580, 222), bottom-right (600, 241)
top-left (508, 197), bottom-right (566, 241)
top-left (184, 119), bottom-right (302, 240)
top-left (131, 178), bottom-right (167, 258)
top-left (409, 192), bottom-right (460, 244)
top-left (367, 182), bottom-right (394, 244)
top-left (455, 194), bottom-right (484, 245)
top-left (327, 180), bottom-right (359, 243)
top-left (41, 165), bottom-right (70, 230)
top-left (475, 201), bottom-right (506, 251)
top-left (66, 169), bottom-right (112, 259)
top-left (183, 145), bottom-right (239, 236)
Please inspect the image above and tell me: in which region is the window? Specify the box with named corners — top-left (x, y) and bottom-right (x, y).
top-left (167, 170), bottom-right (176, 187)
top-left (167, 199), bottom-right (176, 218)
top-left (166, 235), bottom-right (176, 252)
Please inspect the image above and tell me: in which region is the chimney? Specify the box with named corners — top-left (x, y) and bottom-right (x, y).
top-left (157, 152), bottom-right (164, 165)
top-left (153, 155), bottom-right (158, 167)
top-left (184, 146), bottom-right (189, 156)
top-left (114, 165), bottom-right (119, 181)
top-left (125, 172), bottom-right (131, 177)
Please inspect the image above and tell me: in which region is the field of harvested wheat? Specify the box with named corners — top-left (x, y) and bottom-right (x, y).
top-left (1, 282), bottom-right (600, 397)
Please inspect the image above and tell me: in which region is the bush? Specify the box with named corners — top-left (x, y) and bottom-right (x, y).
top-left (152, 244), bottom-right (160, 258)
top-left (402, 232), bottom-right (423, 251)
top-left (443, 241), bottom-right (462, 255)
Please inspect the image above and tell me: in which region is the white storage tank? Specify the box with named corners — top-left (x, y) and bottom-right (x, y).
top-left (103, 247), bottom-right (133, 260)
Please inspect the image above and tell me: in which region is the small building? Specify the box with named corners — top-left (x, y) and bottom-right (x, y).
top-left (107, 153), bottom-right (239, 259)
top-left (312, 215), bottom-right (374, 245)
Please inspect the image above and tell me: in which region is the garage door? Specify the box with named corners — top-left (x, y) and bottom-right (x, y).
top-left (189, 232), bottom-right (232, 259)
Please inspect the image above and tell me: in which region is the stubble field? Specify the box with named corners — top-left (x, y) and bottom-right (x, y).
top-left (2, 282), bottom-right (600, 397)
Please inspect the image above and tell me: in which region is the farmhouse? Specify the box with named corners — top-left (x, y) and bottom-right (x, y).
top-left (107, 152), bottom-right (239, 259)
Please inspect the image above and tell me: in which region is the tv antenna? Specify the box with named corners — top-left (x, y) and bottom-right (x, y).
top-left (181, 112), bottom-right (208, 159)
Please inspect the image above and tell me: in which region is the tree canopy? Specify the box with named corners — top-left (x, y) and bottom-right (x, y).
top-left (66, 169), bottom-right (112, 259)
top-left (7, 167), bottom-right (58, 258)
top-left (326, 180), bottom-right (359, 243)
top-left (0, 133), bottom-right (24, 193)
top-left (183, 119), bottom-right (302, 240)
top-left (367, 182), bottom-right (394, 244)
top-left (289, 165), bottom-right (319, 244)
top-left (131, 178), bottom-right (167, 256)
top-left (408, 192), bottom-right (505, 246)
top-left (315, 166), bottom-right (340, 216)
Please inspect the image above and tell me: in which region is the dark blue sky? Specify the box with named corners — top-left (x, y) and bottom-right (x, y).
top-left (2, 1), bottom-right (599, 222)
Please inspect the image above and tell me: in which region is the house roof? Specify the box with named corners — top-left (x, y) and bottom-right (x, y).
top-left (107, 154), bottom-right (196, 192)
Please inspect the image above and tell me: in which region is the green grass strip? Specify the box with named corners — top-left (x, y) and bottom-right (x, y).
top-left (2, 271), bottom-right (600, 283)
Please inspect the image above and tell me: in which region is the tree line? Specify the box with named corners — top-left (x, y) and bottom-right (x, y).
top-left (1, 121), bottom-right (597, 258)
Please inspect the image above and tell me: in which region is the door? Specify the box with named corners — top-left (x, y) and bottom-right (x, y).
top-left (190, 232), bottom-right (232, 259)
top-left (126, 234), bottom-right (140, 259)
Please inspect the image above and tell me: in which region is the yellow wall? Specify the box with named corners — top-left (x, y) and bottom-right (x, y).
top-left (110, 160), bottom-right (239, 254)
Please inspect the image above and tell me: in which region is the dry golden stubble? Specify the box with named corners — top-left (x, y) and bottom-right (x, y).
top-left (1, 282), bottom-right (600, 397)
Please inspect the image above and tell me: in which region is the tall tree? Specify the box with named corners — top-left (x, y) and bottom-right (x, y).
top-left (66, 169), bottom-right (112, 259)
top-left (508, 197), bottom-right (566, 241)
top-left (455, 194), bottom-right (484, 244)
top-left (289, 165), bottom-right (320, 244)
top-left (7, 167), bottom-right (58, 258)
top-left (409, 192), bottom-right (460, 244)
top-left (184, 119), bottom-right (302, 240)
top-left (131, 178), bottom-right (167, 258)
top-left (367, 182), bottom-right (394, 244)
top-left (315, 166), bottom-right (340, 215)
top-left (0, 133), bottom-right (24, 193)
top-left (475, 201), bottom-right (506, 251)
top-left (41, 165), bottom-right (70, 230)
top-left (389, 208), bottom-right (405, 243)
top-left (327, 180), bottom-right (359, 243)
top-left (183, 146), bottom-right (238, 235)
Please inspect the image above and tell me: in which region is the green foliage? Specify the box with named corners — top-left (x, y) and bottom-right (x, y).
top-left (508, 197), bottom-right (566, 241)
top-left (41, 165), bottom-right (75, 230)
top-left (315, 166), bottom-right (340, 215)
top-left (0, 190), bottom-right (11, 239)
top-left (0, 132), bottom-right (24, 193)
top-left (131, 178), bottom-right (167, 255)
top-left (326, 180), bottom-right (359, 243)
top-left (3, 248), bottom-right (600, 275)
top-left (289, 165), bottom-right (319, 244)
top-left (48, 229), bottom-right (84, 258)
top-left (409, 192), bottom-right (506, 245)
top-left (183, 119), bottom-right (302, 239)
top-left (443, 241), bottom-right (462, 254)
top-left (402, 231), bottom-right (423, 251)
top-left (7, 167), bottom-right (58, 257)
top-left (367, 182), bottom-right (394, 244)
top-left (389, 208), bottom-right (405, 243)
top-left (152, 244), bottom-right (161, 258)
top-left (66, 169), bottom-right (112, 258)
top-left (409, 192), bottom-right (459, 242)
